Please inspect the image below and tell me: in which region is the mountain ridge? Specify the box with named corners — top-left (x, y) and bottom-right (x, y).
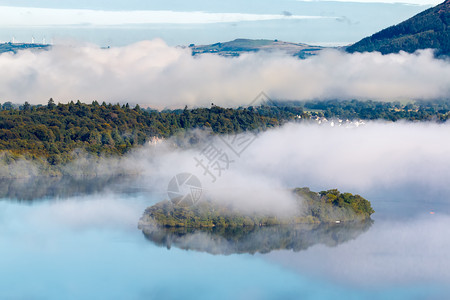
top-left (346, 0), bottom-right (449, 56)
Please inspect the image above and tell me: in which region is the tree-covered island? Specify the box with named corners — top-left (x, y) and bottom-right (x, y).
top-left (139, 188), bottom-right (375, 228)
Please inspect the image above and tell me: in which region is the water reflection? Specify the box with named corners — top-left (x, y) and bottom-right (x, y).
top-left (0, 176), bottom-right (140, 201)
top-left (140, 220), bottom-right (373, 255)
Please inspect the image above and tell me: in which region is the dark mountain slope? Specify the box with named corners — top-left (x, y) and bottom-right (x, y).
top-left (347, 0), bottom-right (449, 56)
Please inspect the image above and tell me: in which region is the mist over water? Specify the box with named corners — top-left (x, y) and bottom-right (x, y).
top-left (131, 121), bottom-right (450, 214)
top-left (1, 121), bottom-right (450, 299)
top-left (4, 121), bottom-right (450, 213)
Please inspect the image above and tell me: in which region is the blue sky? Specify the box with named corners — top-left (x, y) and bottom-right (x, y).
top-left (0, 0), bottom-right (438, 46)
top-left (0, 1), bottom-right (448, 108)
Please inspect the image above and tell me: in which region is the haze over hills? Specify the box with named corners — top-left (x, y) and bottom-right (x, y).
top-left (346, 0), bottom-right (449, 56)
top-left (1, 1), bottom-right (447, 58)
top-left (0, 39), bottom-right (325, 57)
top-left (189, 39), bottom-right (325, 58)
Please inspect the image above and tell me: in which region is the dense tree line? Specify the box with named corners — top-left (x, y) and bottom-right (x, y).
top-left (0, 98), bottom-right (449, 166)
top-left (0, 99), bottom-right (303, 164)
top-left (303, 99), bottom-right (450, 121)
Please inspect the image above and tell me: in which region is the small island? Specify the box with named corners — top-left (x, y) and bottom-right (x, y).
top-left (139, 188), bottom-right (374, 228)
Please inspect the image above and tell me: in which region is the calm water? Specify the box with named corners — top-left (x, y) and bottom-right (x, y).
top-left (1, 177), bottom-right (449, 300)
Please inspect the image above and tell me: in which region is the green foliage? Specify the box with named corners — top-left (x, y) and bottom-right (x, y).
top-left (143, 188), bottom-right (374, 228)
top-left (0, 100), bottom-right (302, 164)
top-left (347, 0), bottom-right (449, 56)
top-left (1, 98), bottom-right (449, 171)
top-left (297, 188), bottom-right (375, 221)
top-left (303, 99), bottom-right (450, 122)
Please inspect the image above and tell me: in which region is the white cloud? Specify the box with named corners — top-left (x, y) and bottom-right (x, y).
top-left (240, 122), bottom-right (450, 192)
top-left (0, 6), bottom-right (330, 27)
top-left (0, 40), bottom-right (448, 107)
top-left (65, 121), bottom-right (450, 215)
top-left (4, 121), bottom-right (450, 216)
top-left (137, 121), bottom-right (450, 199)
top-left (298, 0), bottom-right (439, 6)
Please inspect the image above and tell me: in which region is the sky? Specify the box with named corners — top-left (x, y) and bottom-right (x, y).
top-left (0, 0), bottom-right (439, 46)
top-left (0, 0), bottom-right (448, 107)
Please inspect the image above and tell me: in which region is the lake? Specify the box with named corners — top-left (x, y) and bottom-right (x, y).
top-left (0, 177), bottom-right (449, 300)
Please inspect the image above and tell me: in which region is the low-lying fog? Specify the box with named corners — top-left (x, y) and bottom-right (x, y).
top-left (2, 121), bottom-right (450, 296)
top-left (4, 121), bottom-right (450, 213)
top-left (0, 40), bottom-right (449, 107)
top-left (119, 121), bottom-right (450, 213)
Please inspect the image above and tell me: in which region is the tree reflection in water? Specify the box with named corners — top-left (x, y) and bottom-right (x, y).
top-left (0, 176), bottom-right (140, 201)
top-left (140, 220), bottom-right (373, 255)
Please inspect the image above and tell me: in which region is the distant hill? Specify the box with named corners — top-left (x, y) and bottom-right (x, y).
top-left (0, 43), bottom-right (50, 54)
top-left (346, 0), bottom-right (449, 56)
top-left (188, 38), bottom-right (325, 58)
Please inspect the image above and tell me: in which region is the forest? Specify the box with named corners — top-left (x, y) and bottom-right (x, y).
top-left (0, 98), bottom-right (449, 167)
top-left (346, 0), bottom-right (449, 56)
top-left (0, 99), bottom-right (303, 165)
top-left (140, 188), bottom-right (374, 228)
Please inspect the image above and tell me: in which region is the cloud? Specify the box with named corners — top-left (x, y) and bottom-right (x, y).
top-left (6, 121), bottom-right (450, 213)
top-left (3, 120), bottom-right (450, 215)
top-left (0, 6), bottom-right (329, 27)
top-left (64, 121), bottom-right (449, 216)
top-left (3, 113), bottom-right (450, 292)
top-left (240, 121), bottom-right (450, 192)
top-left (128, 121), bottom-right (450, 288)
top-left (0, 40), bottom-right (448, 107)
top-left (297, 0), bottom-right (439, 6)
top-left (135, 121), bottom-right (450, 213)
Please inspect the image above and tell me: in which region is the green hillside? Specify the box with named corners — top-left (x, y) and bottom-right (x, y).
top-left (347, 0), bottom-right (449, 56)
